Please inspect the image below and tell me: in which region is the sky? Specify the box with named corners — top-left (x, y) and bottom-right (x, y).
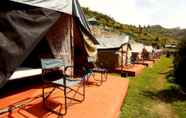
top-left (79, 0), bottom-right (186, 28)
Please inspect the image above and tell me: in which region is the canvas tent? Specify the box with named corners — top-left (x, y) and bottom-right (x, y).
top-left (96, 35), bottom-right (131, 69)
top-left (130, 41), bottom-right (144, 63)
top-left (153, 49), bottom-right (162, 58)
top-left (87, 17), bottom-right (98, 25)
top-left (143, 45), bottom-right (154, 60)
top-left (0, 0), bottom-right (98, 88)
top-left (144, 45), bottom-right (153, 53)
top-left (164, 44), bottom-right (177, 56)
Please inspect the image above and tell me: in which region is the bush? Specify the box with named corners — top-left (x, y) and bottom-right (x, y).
top-left (173, 39), bottom-right (186, 91)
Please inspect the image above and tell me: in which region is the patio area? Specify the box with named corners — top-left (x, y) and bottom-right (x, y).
top-left (114, 64), bottom-right (146, 77)
top-left (137, 60), bottom-right (155, 67)
top-left (122, 64), bottom-right (146, 76)
top-left (0, 73), bottom-right (129, 118)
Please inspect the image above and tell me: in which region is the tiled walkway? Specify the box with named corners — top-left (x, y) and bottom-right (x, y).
top-left (0, 74), bottom-right (129, 118)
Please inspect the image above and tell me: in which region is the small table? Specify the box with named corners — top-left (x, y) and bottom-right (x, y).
top-left (92, 67), bottom-right (108, 85)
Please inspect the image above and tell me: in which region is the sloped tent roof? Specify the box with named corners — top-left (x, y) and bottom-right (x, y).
top-left (144, 45), bottom-right (154, 53)
top-left (154, 49), bottom-right (162, 53)
top-left (130, 41), bottom-right (144, 53)
top-left (96, 35), bottom-right (130, 50)
top-left (87, 17), bottom-right (97, 22)
top-left (0, 0), bottom-right (97, 88)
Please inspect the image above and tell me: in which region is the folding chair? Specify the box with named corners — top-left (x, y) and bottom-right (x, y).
top-left (87, 57), bottom-right (108, 86)
top-left (92, 62), bottom-right (108, 85)
top-left (41, 58), bottom-right (86, 115)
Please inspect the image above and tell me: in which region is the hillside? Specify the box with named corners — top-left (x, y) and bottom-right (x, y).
top-left (83, 8), bottom-right (186, 47)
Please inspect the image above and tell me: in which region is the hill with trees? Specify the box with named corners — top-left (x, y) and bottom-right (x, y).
top-left (83, 8), bottom-right (186, 47)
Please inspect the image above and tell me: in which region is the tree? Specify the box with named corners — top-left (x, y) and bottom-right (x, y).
top-left (173, 38), bottom-right (186, 92)
top-left (138, 25), bottom-right (143, 33)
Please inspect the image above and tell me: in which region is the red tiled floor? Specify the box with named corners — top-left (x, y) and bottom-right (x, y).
top-left (143, 60), bottom-right (154, 67)
top-left (122, 60), bottom-right (155, 76)
top-left (0, 73), bottom-right (129, 118)
top-left (115, 64), bottom-right (146, 76)
top-left (124, 64), bottom-right (146, 75)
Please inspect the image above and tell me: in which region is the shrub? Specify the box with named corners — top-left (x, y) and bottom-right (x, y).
top-left (173, 39), bottom-right (186, 91)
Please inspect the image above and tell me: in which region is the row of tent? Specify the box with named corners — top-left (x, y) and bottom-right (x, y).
top-left (95, 35), bottom-right (160, 69)
top-left (0, 0), bottom-right (161, 88)
top-left (0, 0), bottom-right (98, 88)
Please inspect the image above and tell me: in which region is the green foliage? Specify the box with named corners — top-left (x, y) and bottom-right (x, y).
top-left (120, 57), bottom-right (186, 118)
top-left (83, 8), bottom-right (185, 46)
top-left (173, 38), bottom-right (186, 91)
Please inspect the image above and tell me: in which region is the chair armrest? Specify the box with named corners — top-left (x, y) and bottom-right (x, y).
top-left (41, 69), bottom-right (64, 82)
top-left (64, 65), bottom-right (89, 81)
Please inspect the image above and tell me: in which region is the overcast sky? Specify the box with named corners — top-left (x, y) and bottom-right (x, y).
top-left (79, 0), bottom-right (186, 28)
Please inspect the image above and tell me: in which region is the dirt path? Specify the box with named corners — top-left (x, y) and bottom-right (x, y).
top-left (151, 102), bottom-right (177, 118)
top-left (150, 75), bottom-right (178, 118)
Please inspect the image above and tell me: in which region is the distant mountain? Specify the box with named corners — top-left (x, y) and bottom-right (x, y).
top-left (149, 25), bottom-right (186, 40)
top-left (170, 28), bottom-right (186, 40)
top-left (83, 7), bottom-right (186, 47)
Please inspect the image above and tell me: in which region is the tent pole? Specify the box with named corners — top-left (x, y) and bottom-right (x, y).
top-left (70, 16), bottom-right (74, 75)
top-left (125, 43), bottom-right (129, 66)
top-left (121, 48), bottom-right (123, 70)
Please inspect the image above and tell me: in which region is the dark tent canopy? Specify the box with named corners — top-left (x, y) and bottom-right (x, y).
top-left (0, 0), bottom-right (98, 88)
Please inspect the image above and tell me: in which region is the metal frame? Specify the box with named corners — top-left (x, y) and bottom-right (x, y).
top-left (92, 68), bottom-right (108, 86)
top-left (41, 60), bottom-right (86, 116)
top-left (87, 57), bottom-right (108, 86)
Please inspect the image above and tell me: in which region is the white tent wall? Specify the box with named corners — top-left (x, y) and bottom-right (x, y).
top-left (130, 42), bottom-right (144, 63)
top-left (119, 44), bottom-right (131, 66)
top-left (144, 45), bottom-right (153, 53)
top-left (143, 45), bottom-right (154, 60)
top-left (130, 43), bottom-right (144, 53)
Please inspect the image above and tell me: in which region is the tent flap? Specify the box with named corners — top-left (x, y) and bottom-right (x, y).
top-left (47, 14), bottom-right (73, 66)
top-left (82, 33), bottom-right (97, 58)
top-left (0, 1), bottom-right (60, 88)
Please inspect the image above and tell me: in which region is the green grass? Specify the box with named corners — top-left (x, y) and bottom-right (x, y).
top-left (120, 56), bottom-right (186, 118)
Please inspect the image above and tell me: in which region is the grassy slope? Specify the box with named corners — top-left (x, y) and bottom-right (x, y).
top-left (120, 57), bottom-right (186, 118)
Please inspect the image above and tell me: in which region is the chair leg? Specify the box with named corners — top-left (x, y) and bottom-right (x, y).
top-left (69, 80), bottom-right (85, 102)
top-left (63, 85), bottom-right (68, 115)
top-left (42, 86), bottom-right (46, 107)
top-left (98, 70), bottom-right (108, 85)
top-left (67, 79), bottom-right (86, 102)
top-left (100, 72), bottom-right (104, 85)
top-left (82, 79), bottom-right (86, 101)
top-left (42, 85), bottom-right (67, 116)
top-left (42, 79), bottom-right (85, 116)
top-left (104, 71), bottom-right (108, 81)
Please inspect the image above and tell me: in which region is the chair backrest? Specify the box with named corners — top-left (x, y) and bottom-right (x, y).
top-left (41, 58), bottom-right (65, 69)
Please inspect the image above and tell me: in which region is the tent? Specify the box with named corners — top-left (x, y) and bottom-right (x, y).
top-left (143, 45), bottom-right (154, 60)
top-left (0, 0), bottom-right (98, 88)
top-left (96, 35), bottom-right (131, 69)
top-left (144, 45), bottom-right (153, 53)
top-left (130, 41), bottom-right (144, 63)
